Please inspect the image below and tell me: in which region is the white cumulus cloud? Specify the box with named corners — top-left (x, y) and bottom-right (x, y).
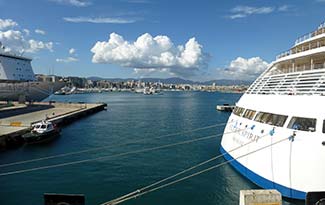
top-left (56, 57), bottom-right (79, 63)
top-left (91, 33), bottom-right (209, 77)
top-left (0, 19), bottom-right (18, 30)
top-left (0, 18), bottom-right (53, 54)
top-left (50, 0), bottom-right (91, 7)
top-left (28, 39), bottom-right (53, 52)
top-left (63, 16), bottom-right (136, 24)
top-left (0, 28), bottom-right (53, 53)
top-left (218, 57), bottom-right (269, 80)
top-left (35, 29), bottom-right (46, 35)
top-left (23, 29), bottom-right (30, 36)
top-left (69, 48), bottom-right (76, 54)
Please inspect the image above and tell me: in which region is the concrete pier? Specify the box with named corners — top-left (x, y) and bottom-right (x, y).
top-left (0, 101), bottom-right (107, 149)
top-left (239, 189), bottom-right (282, 205)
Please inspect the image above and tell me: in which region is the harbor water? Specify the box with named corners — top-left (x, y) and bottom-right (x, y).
top-left (0, 91), bottom-right (303, 205)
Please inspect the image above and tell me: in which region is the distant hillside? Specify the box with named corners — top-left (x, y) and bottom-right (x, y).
top-left (87, 77), bottom-right (197, 84)
top-left (87, 77), bottom-right (252, 86)
top-left (203, 79), bottom-right (252, 86)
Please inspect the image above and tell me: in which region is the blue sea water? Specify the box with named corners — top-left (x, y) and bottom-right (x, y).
top-left (0, 91), bottom-right (303, 205)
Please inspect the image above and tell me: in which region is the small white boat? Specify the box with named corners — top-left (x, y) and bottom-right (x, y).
top-left (23, 120), bottom-right (60, 144)
top-left (143, 87), bottom-right (153, 95)
top-left (134, 88), bottom-right (144, 93)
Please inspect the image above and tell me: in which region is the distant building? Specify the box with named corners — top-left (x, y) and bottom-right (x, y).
top-left (35, 74), bottom-right (61, 83)
top-left (65, 76), bottom-right (87, 88)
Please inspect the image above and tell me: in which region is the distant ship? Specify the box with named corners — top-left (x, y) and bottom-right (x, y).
top-left (0, 50), bottom-right (65, 101)
top-left (220, 21), bottom-right (325, 199)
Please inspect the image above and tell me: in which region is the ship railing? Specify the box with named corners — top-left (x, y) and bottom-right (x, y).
top-left (276, 50), bottom-right (292, 60)
top-left (276, 24), bottom-right (325, 60)
top-left (295, 32), bottom-right (314, 45)
top-left (276, 36), bottom-right (325, 60)
top-left (246, 67), bottom-right (325, 95)
top-left (295, 22), bottom-right (325, 45)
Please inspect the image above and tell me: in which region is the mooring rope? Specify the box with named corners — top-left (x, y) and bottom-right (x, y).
top-left (0, 122), bottom-right (226, 168)
top-left (100, 134), bottom-right (290, 205)
top-left (0, 132), bottom-right (226, 177)
top-left (105, 126), bottom-right (260, 205)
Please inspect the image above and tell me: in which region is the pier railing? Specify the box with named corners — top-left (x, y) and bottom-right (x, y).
top-left (246, 67), bottom-right (325, 95)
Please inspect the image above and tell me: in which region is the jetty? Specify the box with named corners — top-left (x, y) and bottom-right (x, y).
top-left (240, 189), bottom-right (282, 205)
top-left (0, 101), bottom-right (107, 149)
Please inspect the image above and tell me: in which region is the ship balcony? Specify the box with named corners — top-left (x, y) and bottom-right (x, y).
top-left (246, 67), bottom-right (325, 96)
top-left (269, 63), bottom-right (325, 76)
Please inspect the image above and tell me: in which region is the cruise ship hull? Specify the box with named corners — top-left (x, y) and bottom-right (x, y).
top-left (220, 94), bottom-right (325, 200)
top-left (0, 81), bottom-right (65, 101)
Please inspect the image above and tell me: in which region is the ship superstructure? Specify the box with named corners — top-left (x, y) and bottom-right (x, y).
top-left (220, 21), bottom-right (325, 199)
top-left (0, 51), bottom-right (64, 101)
top-left (0, 53), bottom-right (35, 81)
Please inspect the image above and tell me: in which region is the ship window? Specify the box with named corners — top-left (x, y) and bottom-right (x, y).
top-left (243, 109), bottom-right (256, 120)
top-left (254, 112), bottom-right (288, 127)
top-left (287, 117), bottom-right (316, 132)
top-left (233, 107), bottom-right (245, 116)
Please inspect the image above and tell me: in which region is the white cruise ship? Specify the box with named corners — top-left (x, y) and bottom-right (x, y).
top-left (220, 21), bottom-right (325, 200)
top-left (0, 51), bottom-right (64, 101)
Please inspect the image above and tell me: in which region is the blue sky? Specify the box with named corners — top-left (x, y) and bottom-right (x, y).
top-left (0, 0), bottom-right (324, 81)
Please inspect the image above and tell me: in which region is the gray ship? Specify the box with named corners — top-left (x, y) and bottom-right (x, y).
top-left (0, 51), bottom-right (65, 101)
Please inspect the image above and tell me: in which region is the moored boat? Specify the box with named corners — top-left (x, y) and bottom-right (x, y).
top-left (23, 120), bottom-right (60, 144)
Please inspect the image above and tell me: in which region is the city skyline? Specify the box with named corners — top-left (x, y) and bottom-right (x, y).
top-left (0, 0), bottom-right (324, 81)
